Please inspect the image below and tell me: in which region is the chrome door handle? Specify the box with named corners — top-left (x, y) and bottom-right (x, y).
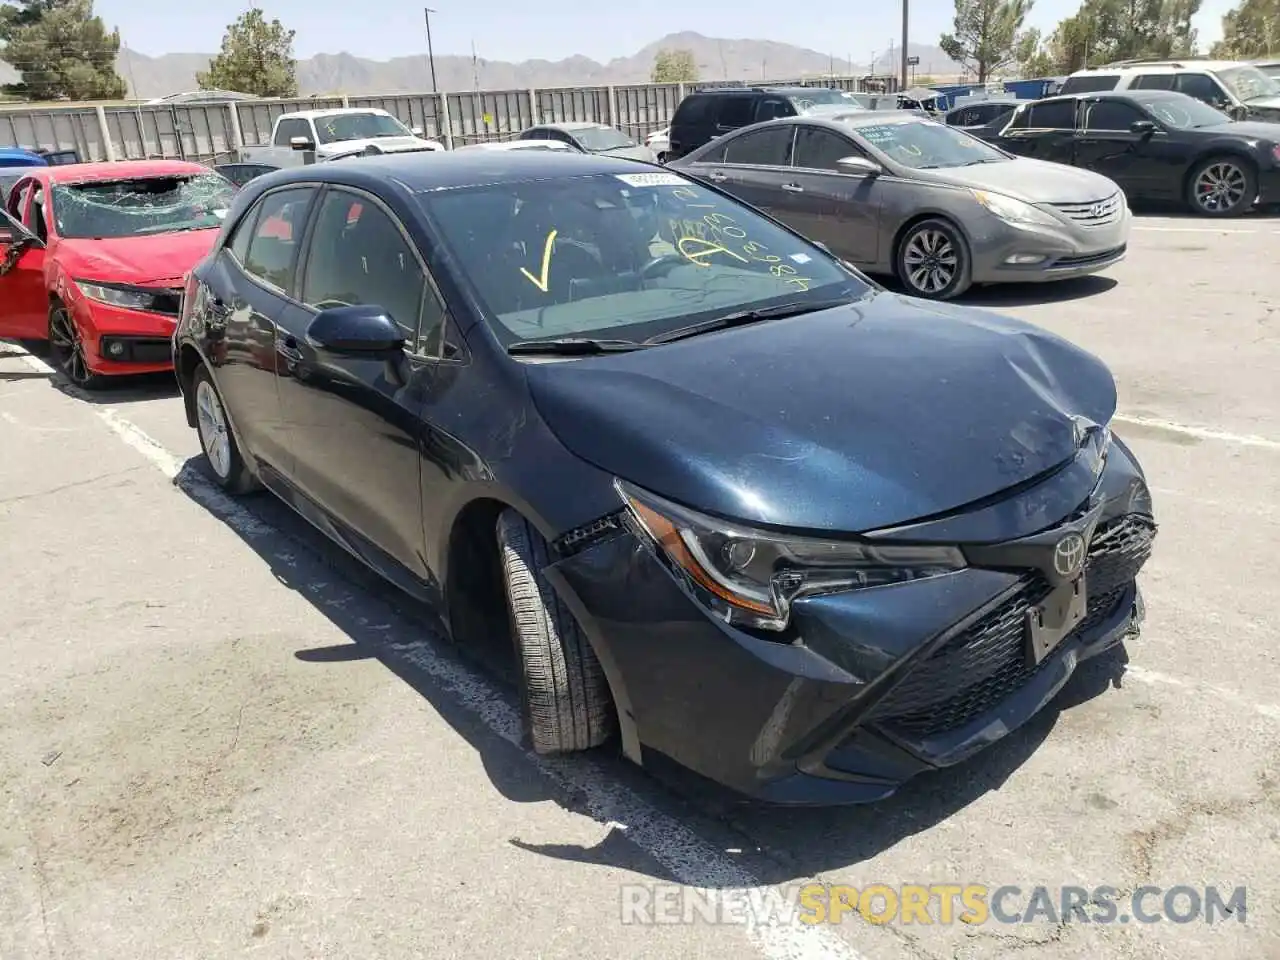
top-left (780, 183), bottom-right (804, 193)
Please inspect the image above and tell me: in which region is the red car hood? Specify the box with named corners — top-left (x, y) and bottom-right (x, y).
top-left (57, 229), bottom-right (220, 285)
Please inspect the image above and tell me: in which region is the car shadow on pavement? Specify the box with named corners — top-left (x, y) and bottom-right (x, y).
top-left (174, 453), bottom-right (1133, 887)
top-left (962, 275), bottom-right (1118, 308)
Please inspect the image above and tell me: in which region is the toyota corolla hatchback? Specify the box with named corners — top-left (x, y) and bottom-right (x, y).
top-left (173, 152), bottom-right (1157, 804)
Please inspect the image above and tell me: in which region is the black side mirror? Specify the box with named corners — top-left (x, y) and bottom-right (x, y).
top-left (306, 305), bottom-right (405, 357)
top-left (1130, 119), bottom-right (1157, 136)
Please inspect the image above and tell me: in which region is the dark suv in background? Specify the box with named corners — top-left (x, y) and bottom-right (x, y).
top-left (666, 85), bottom-right (862, 160)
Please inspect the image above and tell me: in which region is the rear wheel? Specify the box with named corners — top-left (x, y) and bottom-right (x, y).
top-left (47, 303), bottom-right (106, 390)
top-left (895, 218), bottom-right (972, 300)
top-left (496, 509), bottom-right (615, 754)
top-left (192, 363), bottom-right (258, 493)
top-left (1186, 156), bottom-right (1256, 217)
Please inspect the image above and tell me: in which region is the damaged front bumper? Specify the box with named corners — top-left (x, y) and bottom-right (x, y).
top-left (538, 441), bottom-right (1156, 806)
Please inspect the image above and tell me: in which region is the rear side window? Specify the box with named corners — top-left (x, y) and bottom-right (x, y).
top-left (672, 95), bottom-right (714, 125)
top-left (714, 96), bottom-right (757, 128)
top-left (723, 126), bottom-right (793, 165)
top-left (1130, 74), bottom-right (1176, 90)
top-left (1025, 99), bottom-right (1077, 129)
top-left (1060, 74), bottom-right (1119, 94)
top-left (239, 187), bottom-right (316, 291)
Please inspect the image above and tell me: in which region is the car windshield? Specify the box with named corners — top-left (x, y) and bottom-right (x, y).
top-left (51, 173), bottom-right (236, 239)
top-left (789, 89), bottom-right (860, 110)
top-left (418, 170), bottom-right (869, 348)
top-left (1216, 65), bottom-right (1280, 102)
top-left (314, 112), bottom-right (411, 144)
top-left (849, 118), bottom-right (1007, 169)
top-left (574, 126), bottom-right (636, 151)
top-left (1134, 95), bottom-right (1230, 129)
top-left (1258, 63), bottom-right (1280, 80)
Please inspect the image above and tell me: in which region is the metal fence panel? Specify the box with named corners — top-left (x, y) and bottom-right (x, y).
top-left (0, 75), bottom-right (896, 158)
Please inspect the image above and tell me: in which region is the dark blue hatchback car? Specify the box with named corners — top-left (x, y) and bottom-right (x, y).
top-left (173, 151), bottom-right (1157, 804)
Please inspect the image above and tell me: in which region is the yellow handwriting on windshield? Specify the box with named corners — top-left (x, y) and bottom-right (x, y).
top-left (676, 236), bottom-right (749, 266)
top-left (519, 229), bottom-right (558, 292)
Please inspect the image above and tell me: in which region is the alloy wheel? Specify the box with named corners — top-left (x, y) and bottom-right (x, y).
top-left (1194, 162), bottom-right (1247, 214)
top-left (195, 377), bottom-right (233, 480)
top-left (48, 308), bottom-right (94, 386)
top-left (902, 228), bottom-right (958, 296)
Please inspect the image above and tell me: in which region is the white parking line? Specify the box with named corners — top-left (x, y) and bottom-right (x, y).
top-left (11, 348), bottom-right (871, 960)
top-left (1111, 414), bottom-right (1280, 451)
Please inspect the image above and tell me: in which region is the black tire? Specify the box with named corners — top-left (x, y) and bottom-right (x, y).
top-left (191, 363), bottom-right (259, 494)
top-left (657, 152), bottom-right (669, 164)
top-left (1185, 155), bottom-right (1256, 217)
top-left (496, 510), bottom-right (615, 754)
top-left (47, 303), bottom-right (107, 390)
top-left (895, 217), bottom-right (973, 300)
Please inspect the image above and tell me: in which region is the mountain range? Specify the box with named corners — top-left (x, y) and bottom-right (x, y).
top-left (0, 32), bottom-right (964, 100)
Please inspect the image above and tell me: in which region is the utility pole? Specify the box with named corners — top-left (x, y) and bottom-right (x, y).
top-left (423, 8), bottom-right (438, 93)
top-left (900, 0), bottom-right (910, 91)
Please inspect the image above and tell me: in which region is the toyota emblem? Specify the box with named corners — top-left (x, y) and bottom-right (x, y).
top-left (1053, 533), bottom-right (1087, 579)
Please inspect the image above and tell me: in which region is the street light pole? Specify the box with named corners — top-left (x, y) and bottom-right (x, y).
top-left (900, 0), bottom-right (910, 91)
top-left (424, 7), bottom-right (439, 93)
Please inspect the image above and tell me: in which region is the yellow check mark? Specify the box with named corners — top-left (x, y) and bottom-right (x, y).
top-left (519, 229), bottom-right (557, 292)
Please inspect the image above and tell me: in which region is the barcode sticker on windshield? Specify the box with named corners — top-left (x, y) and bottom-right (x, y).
top-left (614, 172), bottom-right (686, 187)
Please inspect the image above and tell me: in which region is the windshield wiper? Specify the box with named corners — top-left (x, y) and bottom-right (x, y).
top-left (645, 298), bottom-right (855, 345)
top-left (507, 337), bottom-right (650, 355)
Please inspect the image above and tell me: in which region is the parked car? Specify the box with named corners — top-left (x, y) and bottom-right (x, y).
top-left (666, 85), bottom-right (865, 161)
top-left (0, 160), bottom-right (237, 387)
top-left (970, 90), bottom-right (1280, 217)
top-left (1059, 58), bottom-right (1280, 122)
top-left (515, 122), bottom-right (655, 161)
top-left (645, 126), bottom-right (670, 161)
top-left (668, 110), bottom-right (1129, 300)
top-left (945, 99), bottom-right (1019, 128)
top-left (454, 140), bottom-right (579, 153)
top-left (234, 108), bottom-right (444, 168)
top-left (172, 150), bottom-right (1156, 805)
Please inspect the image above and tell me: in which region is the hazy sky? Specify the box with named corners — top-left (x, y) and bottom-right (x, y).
top-left (98, 0), bottom-right (1235, 63)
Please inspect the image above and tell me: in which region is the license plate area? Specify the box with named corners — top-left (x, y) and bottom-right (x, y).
top-left (1025, 576), bottom-right (1087, 665)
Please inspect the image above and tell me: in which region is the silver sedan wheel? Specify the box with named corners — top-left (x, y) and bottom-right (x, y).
top-left (195, 378), bottom-right (232, 480)
top-left (1194, 162), bottom-right (1247, 213)
top-left (902, 228), bottom-right (958, 296)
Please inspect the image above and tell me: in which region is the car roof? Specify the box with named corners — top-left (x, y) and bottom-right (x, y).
top-left (1069, 59), bottom-right (1244, 75)
top-left (286, 108), bottom-right (392, 120)
top-left (245, 149), bottom-right (659, 195)
top-left (29, 159), bottom-right (212, 185)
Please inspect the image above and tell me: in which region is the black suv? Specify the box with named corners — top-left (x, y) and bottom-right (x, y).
top-left (666, 86), bottom-right (861, 160)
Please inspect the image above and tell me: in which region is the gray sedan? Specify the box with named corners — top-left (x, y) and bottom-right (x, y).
top-left (516, 121), bottom-right (658, 162)
top-left (667, 110), bottom-right (1131, 299)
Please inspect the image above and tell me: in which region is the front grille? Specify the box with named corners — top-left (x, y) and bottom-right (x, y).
top-left (1054, 245), bottom-right (1125, 268)
top-left (1050, 192), bottom-right (1123, 227)
top-left (868, 514), bottom-right (1156, 739)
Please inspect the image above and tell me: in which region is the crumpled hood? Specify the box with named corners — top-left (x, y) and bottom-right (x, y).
top-left (58, 229), bottom-right (221, 285)
top-left (923, 157), bottom-right (1120, 204)
top-left (318, 136), bottom-right (440, 155)
top-left (525, 291), bottom-right (1117, 534)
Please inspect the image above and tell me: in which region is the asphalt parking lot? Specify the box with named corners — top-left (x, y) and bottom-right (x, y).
top-left (3, 210), bottom-right (1280, 960)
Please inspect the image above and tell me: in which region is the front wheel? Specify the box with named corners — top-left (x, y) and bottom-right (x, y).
top-left (496, 510), bottom-right (616, 754)
top-left (895, 218), bottom-right (973, 300)
top-left (192, 364), bottom-right (258, 493)
top-left (1186, 156), bottom-right (1256, 217)
top-left (47, 304), bottom-right (106, 390)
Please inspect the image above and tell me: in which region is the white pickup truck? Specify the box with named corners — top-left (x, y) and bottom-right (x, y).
top-left (236, 107), bottom-right (445, 167)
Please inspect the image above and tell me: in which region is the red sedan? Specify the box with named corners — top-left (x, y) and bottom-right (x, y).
top-left (0, 159), bottom-right (237, 388)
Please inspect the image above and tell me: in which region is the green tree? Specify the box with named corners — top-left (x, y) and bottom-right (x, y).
top-left (939, 0), bottom-right (1038, 82)
top-left (1211, 0), bottom-right (1280, 57)
top-left (1048, 0), bottom-right (1200, 72)
top-left (0, 0), bottom-right (125, 100)
top-left (1013, 26), bottom-right (1057, 75)
top-left (651, 48), bottom-right (698, 83)
top-left (197, 7), bottom-right (297, 98)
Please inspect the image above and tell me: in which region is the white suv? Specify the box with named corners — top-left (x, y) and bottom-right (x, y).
top-left (1060, 59), bottom-right (1280, 122)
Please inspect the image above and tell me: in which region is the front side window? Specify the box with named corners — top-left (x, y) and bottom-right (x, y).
top-left (301, 189), bottom-right (442, 352)
top-left (792, 126), bottom-right (860, 170)
top-left (1084, 99), bottom-right (1147, 131)
top-left (755, 98), bottom-right (792, 121)
top-left (851, 118), bottom-right (1007, 169)
top-left (723, 126), bottom-right (793, 166)
top-left (239, 187), bottom-right (316, 291)
top-left (417, 170), bottom-right (868, 348)
top-left (274, 118), bottom-right (311, 146)
top-left (313, 112), bottom-right (411, 144)
top-left (715, 97), bottom-right (756, 127)
top-left (1175, 73), bottom-right (1230, 106)
top-left (50, 173), bottom-right (237, 240)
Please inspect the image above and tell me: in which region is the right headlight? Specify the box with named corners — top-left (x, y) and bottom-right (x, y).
top-left (616, 479), bottom-right (966, 632)
top-left (970, 189), bottom-right (1061, 227)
